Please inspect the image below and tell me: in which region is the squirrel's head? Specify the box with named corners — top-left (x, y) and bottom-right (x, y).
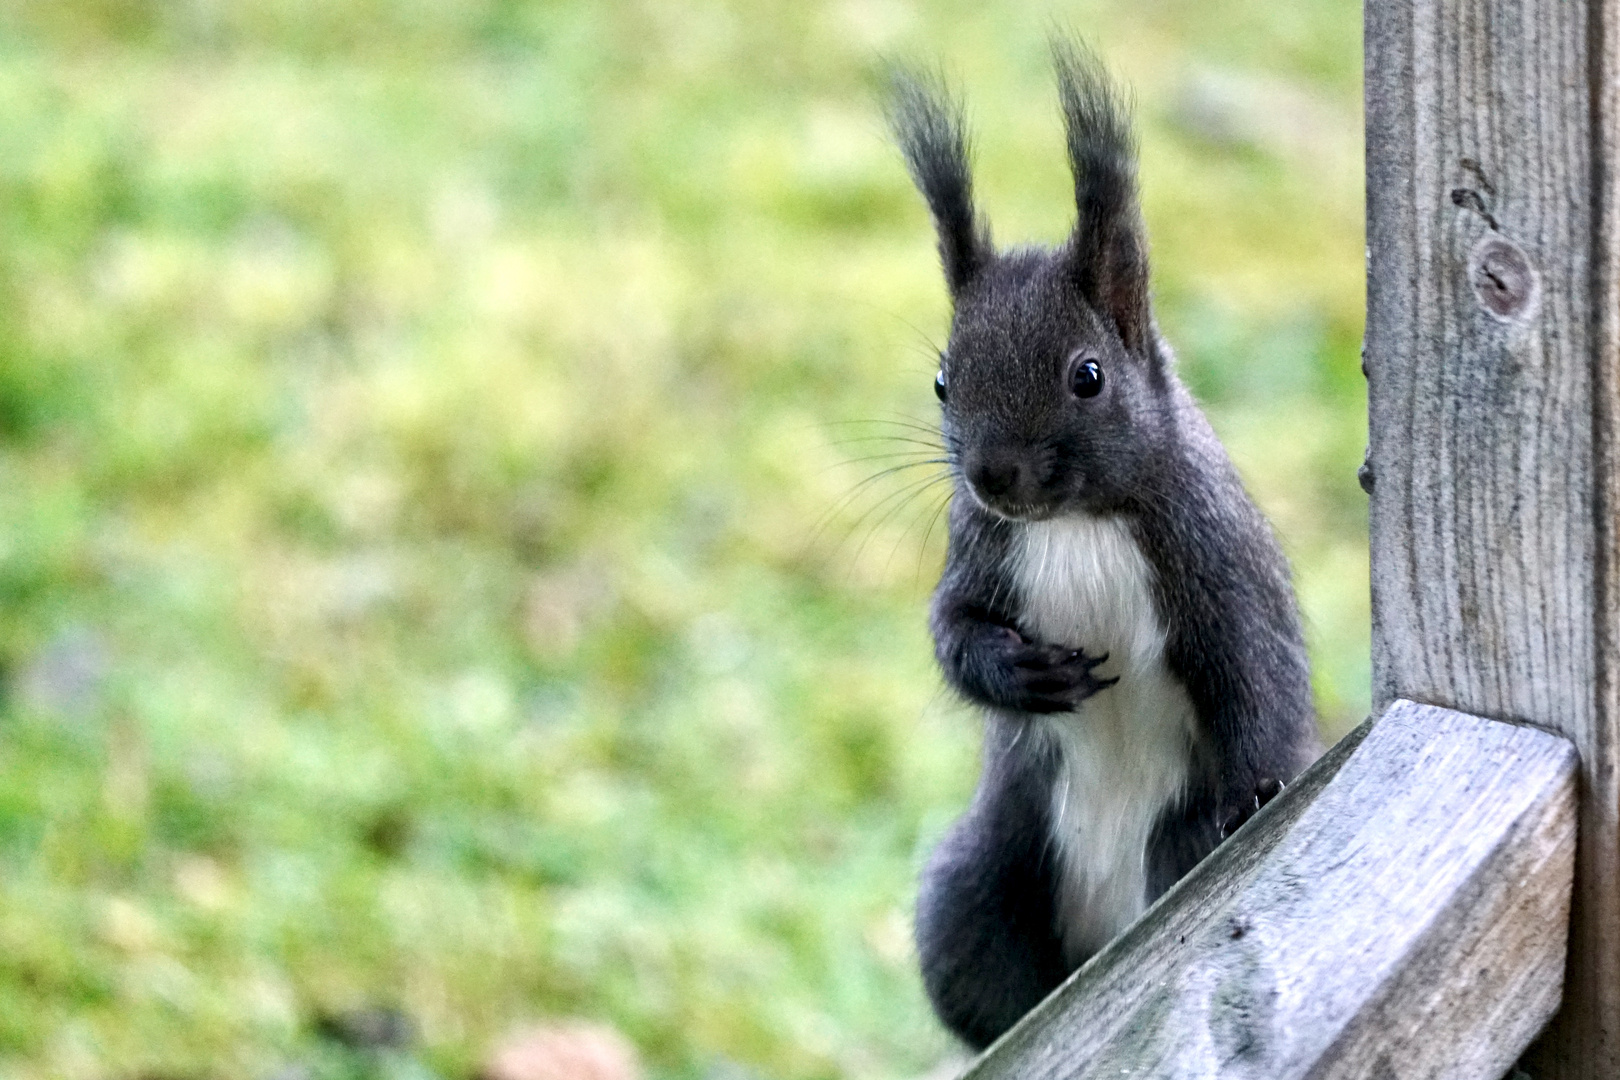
top-left (890, 42), bottom-right (1175, 522)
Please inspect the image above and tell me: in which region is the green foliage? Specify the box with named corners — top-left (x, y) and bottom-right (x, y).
top-left (0, 1), bottom-right (1367, 1077)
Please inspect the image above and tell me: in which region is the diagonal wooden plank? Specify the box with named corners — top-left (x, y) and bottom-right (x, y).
top-left (958, 700), bottom-right (1576, 1080)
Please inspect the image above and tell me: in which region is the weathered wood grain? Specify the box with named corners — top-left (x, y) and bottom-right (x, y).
top-left (958, 701), bottom-right (1576, 1080)
top-left (1363, 0), bottom-right (1620, 1073)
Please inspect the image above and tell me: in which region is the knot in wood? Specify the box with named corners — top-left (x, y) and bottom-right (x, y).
top-left (1467, 234), bottom-right (1537, 322)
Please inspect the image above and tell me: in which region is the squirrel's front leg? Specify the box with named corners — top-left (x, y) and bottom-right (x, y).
top-left (931, 596), bottom-right (1116, 714)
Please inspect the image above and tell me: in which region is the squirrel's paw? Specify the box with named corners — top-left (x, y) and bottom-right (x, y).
top-left (995, 629), bottom-right (1117, 714)
top-left (1218, 777), bottom-right (1286, 839)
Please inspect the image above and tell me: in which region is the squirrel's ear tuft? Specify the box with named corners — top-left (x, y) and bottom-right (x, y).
top-left (887, 68), bottom-right (991, 296)
top-left (1053, 39), bottom-right (1151, 354)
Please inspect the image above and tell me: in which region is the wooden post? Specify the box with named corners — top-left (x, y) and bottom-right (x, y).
top-left (1364, 0), bottom-right (1620, 1073)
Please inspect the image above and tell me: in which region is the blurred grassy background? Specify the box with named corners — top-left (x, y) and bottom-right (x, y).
top-left (0, 1), bottom-right (1366, 1077)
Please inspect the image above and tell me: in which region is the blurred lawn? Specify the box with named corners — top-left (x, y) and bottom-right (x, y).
top-left (0, 2), bottom-right (1366, 1078)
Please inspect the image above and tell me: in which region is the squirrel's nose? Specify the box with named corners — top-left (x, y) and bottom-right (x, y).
top-left (967, 451), bottom-right (1029, 501)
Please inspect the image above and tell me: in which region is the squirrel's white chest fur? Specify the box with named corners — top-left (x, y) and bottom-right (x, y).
top-left (1009, 514), bottom-right (1197, 964)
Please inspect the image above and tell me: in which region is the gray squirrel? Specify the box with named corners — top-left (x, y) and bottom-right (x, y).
top-left (888, 42), bottom-right (1322, 1050)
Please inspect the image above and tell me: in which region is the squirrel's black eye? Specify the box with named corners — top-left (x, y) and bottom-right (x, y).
top-left (934, 370), bottom-right (948, 402)
top-left (1069, 358), bottom-right (1104, 399)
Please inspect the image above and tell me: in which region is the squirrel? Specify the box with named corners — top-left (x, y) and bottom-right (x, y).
top-left (887, 42), bottom-right (1322, 1050)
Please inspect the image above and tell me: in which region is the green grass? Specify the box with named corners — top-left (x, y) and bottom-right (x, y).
top-left (0, 1), bottom-right (1366, 1077)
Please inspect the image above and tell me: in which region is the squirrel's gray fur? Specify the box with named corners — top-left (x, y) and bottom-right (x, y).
top-left (888, 41), bottom-right (1321, 1050)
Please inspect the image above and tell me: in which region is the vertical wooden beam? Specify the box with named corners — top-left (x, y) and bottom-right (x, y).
top-left (1364, 0), bottom-right (1620, 1072)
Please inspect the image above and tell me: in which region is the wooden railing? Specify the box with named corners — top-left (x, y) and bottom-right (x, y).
top-left (959, 0), bottom-right (1620, 1074)
top-left (962, 703), bottom-right (1575, 1078)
